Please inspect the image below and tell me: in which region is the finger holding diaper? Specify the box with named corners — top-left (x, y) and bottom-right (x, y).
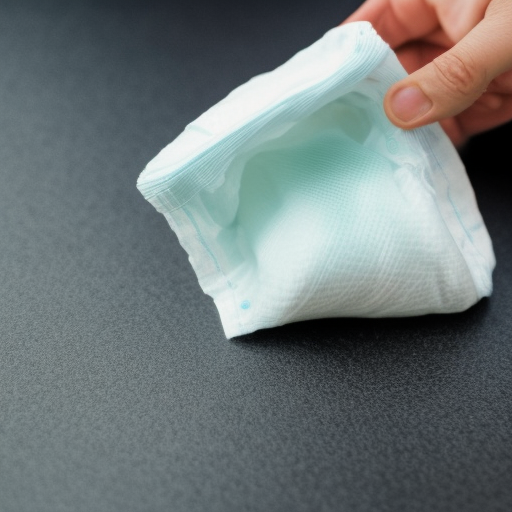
top-left (342, 0), bottom-right (512, 146)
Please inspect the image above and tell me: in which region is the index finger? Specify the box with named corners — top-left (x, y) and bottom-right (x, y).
top-left (341, 0), bottom-right (439, 48)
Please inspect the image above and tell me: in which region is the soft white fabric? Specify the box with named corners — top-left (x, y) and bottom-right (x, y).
top-left (137, 21), bottom-right (495, 339)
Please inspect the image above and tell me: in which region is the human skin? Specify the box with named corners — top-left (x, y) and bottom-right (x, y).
top-left (342, 0), bottom-right (512, 147)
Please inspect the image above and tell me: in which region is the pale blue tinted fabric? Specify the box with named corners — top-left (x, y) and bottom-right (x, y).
top-left (137, 22), bottom-right (495, 339)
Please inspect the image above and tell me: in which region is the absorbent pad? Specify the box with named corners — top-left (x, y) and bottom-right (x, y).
top-left (136, 21), bottom-right (495, 339)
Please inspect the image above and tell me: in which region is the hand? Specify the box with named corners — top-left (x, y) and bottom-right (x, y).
top-left (342, 0), bottom-right (512, 147)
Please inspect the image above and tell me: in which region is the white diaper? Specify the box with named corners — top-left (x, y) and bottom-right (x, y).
top-left (137, 21), bottom-right (495, 338)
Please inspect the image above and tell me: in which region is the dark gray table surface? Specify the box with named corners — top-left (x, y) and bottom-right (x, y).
top-left (1, 1), bottom-right (511, 511)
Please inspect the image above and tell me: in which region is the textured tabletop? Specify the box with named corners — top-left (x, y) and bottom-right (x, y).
top-left (1, 1), bottom-right (511, 511)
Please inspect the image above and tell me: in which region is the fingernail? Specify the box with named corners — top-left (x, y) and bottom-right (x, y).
top-left (390, 86), bottom-right (433, 122)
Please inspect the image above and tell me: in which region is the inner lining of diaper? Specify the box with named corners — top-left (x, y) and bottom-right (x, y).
top-left (199, 92), bottom-right (397, 269)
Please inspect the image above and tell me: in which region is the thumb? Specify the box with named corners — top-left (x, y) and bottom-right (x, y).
top-left (383, 3), bottom-right (512, 130)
